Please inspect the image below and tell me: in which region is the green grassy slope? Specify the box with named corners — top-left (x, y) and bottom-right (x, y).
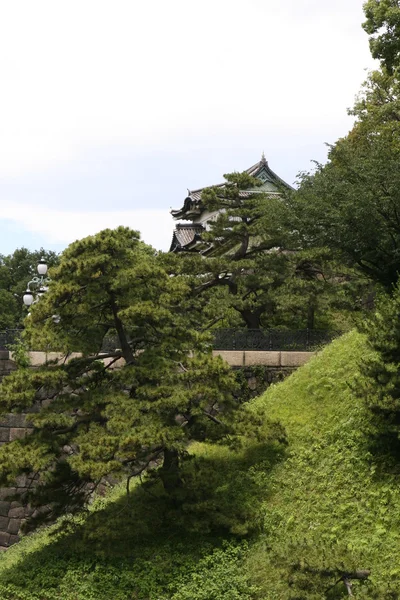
top-left (247, 331), bottom-right (400, 598)
top-left (1, 331), bottom-right (400, 598)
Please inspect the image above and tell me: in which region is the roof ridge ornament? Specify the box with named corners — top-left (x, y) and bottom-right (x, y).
top-left (261, 151), bottom-right (267, 165)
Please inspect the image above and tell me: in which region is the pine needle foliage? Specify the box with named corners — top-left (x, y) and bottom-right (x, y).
top-left (172, 171), bottom-right (361, 331)
top-left (0, 227), bottom-right (270, 527)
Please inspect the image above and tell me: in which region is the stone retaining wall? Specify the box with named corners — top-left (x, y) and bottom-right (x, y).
top-left (0, 352), bottom-right (36, 550)
top-left (0, 348), bottom-right (316, 550)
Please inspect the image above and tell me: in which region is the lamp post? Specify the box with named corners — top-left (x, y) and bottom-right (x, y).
top-left (23, 258), bottom-right (50, 307)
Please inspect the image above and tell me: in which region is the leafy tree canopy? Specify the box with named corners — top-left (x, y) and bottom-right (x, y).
top-left (0, 247), bottom-right (59, 329)
top-left (293, 68), bottom-right (400, 291)
top-left (363, 0), bottom-right (400, 73)
top-left (294, 0), bottom-right (400, 292)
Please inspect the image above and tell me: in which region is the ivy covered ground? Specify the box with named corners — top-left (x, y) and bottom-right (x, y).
top-left (0, 331), bottom-right (399, 599)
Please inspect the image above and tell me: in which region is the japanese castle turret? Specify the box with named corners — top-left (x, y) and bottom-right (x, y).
top-left (169, 154), bottom-right (292, 254)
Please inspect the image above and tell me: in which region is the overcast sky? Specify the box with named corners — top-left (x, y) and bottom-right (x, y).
top-left (0, 0), bottom-right (375, 255)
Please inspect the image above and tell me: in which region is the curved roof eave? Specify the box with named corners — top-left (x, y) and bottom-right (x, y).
top-left (170, 156), bottom-right (293, 219)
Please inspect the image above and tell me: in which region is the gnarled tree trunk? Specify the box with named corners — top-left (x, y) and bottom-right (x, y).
top-left (160, 448), bottom-right (183, 494)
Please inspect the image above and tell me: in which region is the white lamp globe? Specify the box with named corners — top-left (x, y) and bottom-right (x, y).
top-left (37, 259), bottom-right (48, 276)
top-left (23, 290), bottom-right (34, 306)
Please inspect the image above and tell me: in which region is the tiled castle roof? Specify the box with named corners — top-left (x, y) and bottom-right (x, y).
top-left (170, 154), bottom-right (291, 221)
top-left (169, 223), bottom-right (205, 253)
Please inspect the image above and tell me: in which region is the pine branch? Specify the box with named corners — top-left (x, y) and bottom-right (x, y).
top-left (203, 411), bottom-right (224, 426)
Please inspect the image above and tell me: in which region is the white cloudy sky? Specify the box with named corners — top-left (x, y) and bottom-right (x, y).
top-left (0, 0), bottom-right (375, 255)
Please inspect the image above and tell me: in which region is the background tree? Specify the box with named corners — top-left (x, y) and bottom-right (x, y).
top-left (351, 67), bottom-right (400, 127)
top-left (290, 5), bottom-right (400, 465)
top-left (0, 247), bottom-right (59, 329)
top-left (293, 4), bottom-right (400, 292)
top-left (0, 227), bottom-right (271, 526)
top-left (363, 0), bottom-right (400, 74)
top-left (293, 70), bottom-right (400, 292)
top-left (174, 171), bottom-right (362, 331)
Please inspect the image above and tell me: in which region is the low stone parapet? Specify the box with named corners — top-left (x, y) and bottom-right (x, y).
top-left (213, 350), bottom-right (315, 368)
top-left (244, 351), bottom-right (282, 367)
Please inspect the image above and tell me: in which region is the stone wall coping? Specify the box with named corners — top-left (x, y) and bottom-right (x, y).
top-left (244, 351), bottom-right (281, 367)
top-left (213, 349), bottom-right (315, 368)
top-left (8, 352), bottom-right (125, 369)
top-left (1, 350), bottom-right (316, 370)
top-left (280, 351), bottom-right (316, 367)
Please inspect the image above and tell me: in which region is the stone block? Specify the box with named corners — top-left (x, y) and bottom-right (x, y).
top-left (244, 351), bottom-right (281, 367)
top-left (24, 352), bottom-right (48, 366)
top-left (280, 351), bottom-right (315, 367)
top-left (102, 356), bottom-right (126, 369)
top-left (212, 350), bottom-right (244, 367)
top-left (0, 501), bottom-right (10, 517)
top-left (0, 350), bottom-right (10, 360)
top-left (0, 488), bottom-right (16, 500)
top-left (10, 428), bottom-right (27, 441)
top-left (0, 516), bottom-right (9, 530)
top-left (9, 535), bottom-right (19, 546)
top-left (3, 414), bottom-right (26, 428)
top-left (15, 474), bottom-right (32, 488)
top-left (0, 532), bottom-right (10, 546)
top-left (0, 428), bottom-right (10, 442)
top-left (247, 376), bottom-right (258, 390)
top-left (26, 351), bottom-right (82, 366)
top-left (0, 360), bottom-right (16, 373)
top-left (7, 519), bottom-right (20, 535)
top-left (8, 506), bottom-right (26, 519)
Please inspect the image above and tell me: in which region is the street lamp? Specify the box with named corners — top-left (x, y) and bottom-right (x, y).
top-left (23, 258), bottom-right (51, 307)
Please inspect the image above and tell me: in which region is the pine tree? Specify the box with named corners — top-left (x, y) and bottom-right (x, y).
top-left (0, 227), bottom-right (258, 526)
top-left (174, 171), bottom-right (358, 331)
